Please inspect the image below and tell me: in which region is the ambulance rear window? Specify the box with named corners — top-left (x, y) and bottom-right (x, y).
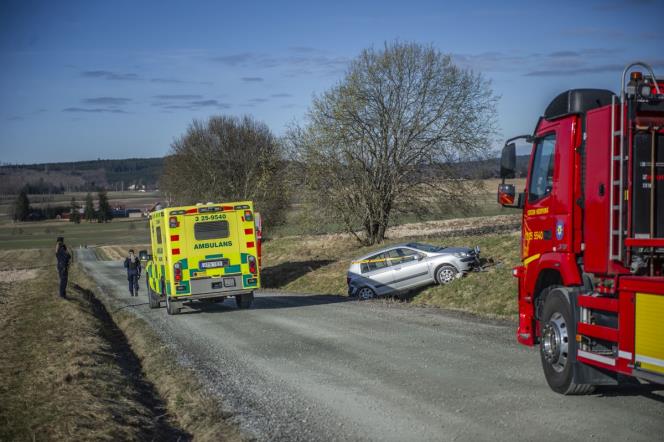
top-left (194, 221), bottom-right (229, 240)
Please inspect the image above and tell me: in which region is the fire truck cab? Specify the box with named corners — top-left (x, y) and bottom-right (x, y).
top-left (498, 62), bottom-right (664, 394)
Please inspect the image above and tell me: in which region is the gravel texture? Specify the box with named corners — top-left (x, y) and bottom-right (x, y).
top-left (77, 248), bottom-right (664, 441)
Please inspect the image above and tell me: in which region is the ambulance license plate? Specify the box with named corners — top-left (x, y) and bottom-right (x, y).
top-left (200, 259), bottom-right (228, 269)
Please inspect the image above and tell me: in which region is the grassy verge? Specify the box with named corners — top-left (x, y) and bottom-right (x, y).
top-left (70, 263), bottom-right (243, 441)
top-left (0, 249), bottom-right (187, 440)
top-left (0, 249), bottom-right (241, 441)
top-left (261, 216), bottom-right (521, 319)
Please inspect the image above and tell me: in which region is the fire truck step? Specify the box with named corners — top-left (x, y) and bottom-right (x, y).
top-left (577, 349), bottom-right (617, 367)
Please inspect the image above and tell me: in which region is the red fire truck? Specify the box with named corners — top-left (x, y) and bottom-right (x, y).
top-left (498, 62), bottom-right (664, 394)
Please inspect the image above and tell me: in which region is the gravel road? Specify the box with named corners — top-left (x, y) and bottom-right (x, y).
top-left (77, 248), bottom-right (664, 441)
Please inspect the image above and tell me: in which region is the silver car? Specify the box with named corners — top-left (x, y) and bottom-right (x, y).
top-left (347, 242), bottom-right (480, 300)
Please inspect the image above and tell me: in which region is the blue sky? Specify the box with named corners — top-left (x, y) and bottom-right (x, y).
top-left (1, 0), bottom-right (662, 164)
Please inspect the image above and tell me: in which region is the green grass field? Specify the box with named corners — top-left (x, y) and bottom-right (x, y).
top-left (0, 218), bottom-right (150, 250)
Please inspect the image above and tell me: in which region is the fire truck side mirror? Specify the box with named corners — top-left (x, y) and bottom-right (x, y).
top-left (500, 143), bottom-right (516, 179)
top-left (497, 184), bottom-right (525, 209)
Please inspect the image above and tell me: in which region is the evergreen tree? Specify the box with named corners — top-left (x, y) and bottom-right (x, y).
top-left (13, 189), bottom-right (30, 221)
top-left (97, 190), bottom-right (113, 223)
top-left (84, 192), bottom-right (95, 222)
top-left (69, 197), bottom-right (81, 224)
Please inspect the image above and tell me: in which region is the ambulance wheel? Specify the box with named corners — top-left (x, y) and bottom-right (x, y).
top-left (540, 288), bottom-right (594, 395)
top-left (166, 296), bottom-right (181, 315)
top-left (147, 286), bottom-right (160, 309)
top-left (235, 292), bottom-right (254, 309)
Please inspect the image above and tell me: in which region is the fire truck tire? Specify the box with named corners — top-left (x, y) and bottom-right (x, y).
top-left (540, 288), bottom-right (594, 395)
top-left (147, 285), bottom-right (160, 309)
top-left (435, 264), bottom-right (458, 284)
top-left (166, 296), bottom-right (181, 315)
top-left (236, 292), bottom-right (254, 309)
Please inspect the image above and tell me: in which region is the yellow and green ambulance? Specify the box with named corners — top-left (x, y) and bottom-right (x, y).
top-left (145, 201), bottom-right (260, 315)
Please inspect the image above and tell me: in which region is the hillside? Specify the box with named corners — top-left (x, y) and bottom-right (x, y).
top-left (0, 158), bottom-right (164, 194)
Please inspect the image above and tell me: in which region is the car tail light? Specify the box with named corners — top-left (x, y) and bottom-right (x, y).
top-left (346, 276), bottom-right (351, 286)
top-left (248, 255), bottom-right (257, 274)
top-left (244, 210), bottom-right (253, 221)
top-left (174, 262), bottom-right (182, 281)
top-left (169, 216), bottom-right (179, 228)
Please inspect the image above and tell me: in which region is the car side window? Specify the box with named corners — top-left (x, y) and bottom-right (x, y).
top-left (361, 253), bottom-right (390, 273)
top-left (528, 134), bottom-right (556, 203)
top-left (398, 248), bottom-right (419, 263)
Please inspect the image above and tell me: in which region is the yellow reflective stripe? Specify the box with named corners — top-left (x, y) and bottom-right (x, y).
top-left (352, 257), bottom-right (403, 265)
top-left (523, 253), bottom-right (541, 266)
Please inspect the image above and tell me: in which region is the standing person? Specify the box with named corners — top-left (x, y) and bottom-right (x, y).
top-left (55, 237), bottom-right (72, 299)
top-left (124, 249), bottom-right (141, 296)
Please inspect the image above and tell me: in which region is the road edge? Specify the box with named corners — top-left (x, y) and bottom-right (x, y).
top-left (71, 259), bottom-right (244, 442)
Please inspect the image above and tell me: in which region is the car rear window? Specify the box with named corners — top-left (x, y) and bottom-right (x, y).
top-left (194, 220), bottom-right (229, 240)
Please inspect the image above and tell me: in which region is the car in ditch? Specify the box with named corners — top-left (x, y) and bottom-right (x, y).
top-left (347, 242), bottom-right (480, 299)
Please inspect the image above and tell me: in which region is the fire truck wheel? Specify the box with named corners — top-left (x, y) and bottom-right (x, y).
top-left (147, 285), bottom-right (160, 309)
top-left (540, 288), bottom-right (594, 395)
top-left (236, 292), bottom-right (254, 309)
top-left (435, 265), bottom-right (458, 284)
top-left (166, 296), bottom-right (181, 315)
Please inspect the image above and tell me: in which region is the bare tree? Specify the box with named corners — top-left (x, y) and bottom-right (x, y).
top-left (289, 42), bottom-right (498, 245)
top-left (161, 115), bottom-right (289, 226)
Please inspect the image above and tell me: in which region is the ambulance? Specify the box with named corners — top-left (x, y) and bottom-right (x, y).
top-left (145, 201), bottom-right (261, 315)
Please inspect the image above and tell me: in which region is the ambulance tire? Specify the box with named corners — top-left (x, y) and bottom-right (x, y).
top-left (147, 285), bottom-right (160, 309)
top-left (166, 296), bottom-right (181, 315)
top-left (540, 288), bottom-right (595, 395)
top-left (236, 292), bottom-right (254, 309)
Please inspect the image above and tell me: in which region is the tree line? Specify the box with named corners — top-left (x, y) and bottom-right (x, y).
top-left (13, 190), bottom-right (113, 223)
top-left (161, 41), bottom-right (497, 245)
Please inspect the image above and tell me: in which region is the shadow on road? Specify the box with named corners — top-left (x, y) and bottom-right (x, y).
top-left (174, 292), bottom-right (354, 315)
top-left (596, 381), bottom-right (664, 403)
top-left (261, 259), bottom-right (335, 288)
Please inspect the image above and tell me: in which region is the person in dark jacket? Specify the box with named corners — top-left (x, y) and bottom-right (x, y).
top-left (124, 249), bottom-right (142, 296)
top-left (55, 237), bottom-right (72, 299)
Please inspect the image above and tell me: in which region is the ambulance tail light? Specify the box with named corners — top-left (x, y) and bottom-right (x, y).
top-left (248, 255), bottom-right (257, 274)
top-left (169, 216), bottom-right (180, 228)
top-left (174, 262), bottom-right (182, 282)
top-left (244, 210), bottom-right (253, 222)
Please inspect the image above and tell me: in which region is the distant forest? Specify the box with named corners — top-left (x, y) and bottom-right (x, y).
top-left (0, 155), bottom-right (529, 195)
top-left (0, 158), bottom-right (164, 194)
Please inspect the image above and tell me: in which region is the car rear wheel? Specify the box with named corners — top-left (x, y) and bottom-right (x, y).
top-left (357, 287), bottom-right (376, 300)
top-left (435, 265), bottom-right (458, 284)
top-left (236, 292), bottom-right (254, 309)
